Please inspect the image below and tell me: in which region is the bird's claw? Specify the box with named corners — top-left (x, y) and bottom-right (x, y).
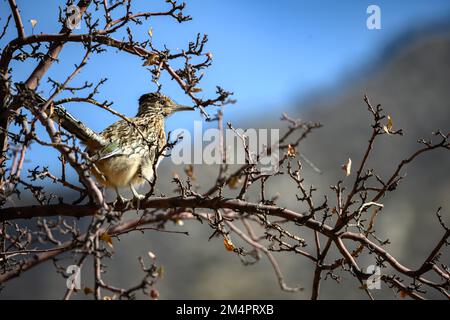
top-left (133, 194), bottom-right (146, 201)
top-left (130, 185), bottom-right (145, 202)
top-left (114, 195), bottom-right (129, 206)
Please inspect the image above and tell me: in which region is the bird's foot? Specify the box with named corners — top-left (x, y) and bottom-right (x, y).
top-left (130, 185), bottom-right (146, 202)
top-left (113, 195), bottom-right (129, 206)
top-left (129, 184), bottom-right (146, 209)
top-left (133, 194), bottom-right (146, 201)
top-left (130, 193), bottom-right (145, 210)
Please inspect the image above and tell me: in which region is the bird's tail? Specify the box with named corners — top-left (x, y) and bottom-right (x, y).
top-left (50, 105), bottom-right (106, 149)
top-left (15, 82), bottom-right (106, 149)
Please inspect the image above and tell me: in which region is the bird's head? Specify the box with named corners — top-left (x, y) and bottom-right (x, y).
top-left (137, 92), bottom-right (194, 117)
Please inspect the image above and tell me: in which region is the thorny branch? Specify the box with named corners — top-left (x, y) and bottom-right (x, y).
top-left (0, 1), bottom-right (449, 300)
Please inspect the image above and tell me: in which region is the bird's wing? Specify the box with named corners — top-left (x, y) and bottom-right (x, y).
top-left (93, 119), bottom-right (160, 161)
top-left (93, 140), bottom-right (128, 161)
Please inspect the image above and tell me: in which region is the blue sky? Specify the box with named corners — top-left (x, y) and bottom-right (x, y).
top-left (2, 1), bottom-right (450, 124)
top-left (1, 0), bottom-right (450, 181)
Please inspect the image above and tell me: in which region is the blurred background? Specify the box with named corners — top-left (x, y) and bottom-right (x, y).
top-left (1, 0), bottom-right (449, 299)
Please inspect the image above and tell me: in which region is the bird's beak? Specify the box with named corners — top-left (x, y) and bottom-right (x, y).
top-left (172, 104), bottom-right (195, 113)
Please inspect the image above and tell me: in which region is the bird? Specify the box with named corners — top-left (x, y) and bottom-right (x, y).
top-left (19, 86), bottom-right (194, 202)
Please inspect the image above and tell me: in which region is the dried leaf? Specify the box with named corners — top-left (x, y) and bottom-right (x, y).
top-left (83, 287), bottom-right (94, 295)
top-left (148, 26), bottom-right (153, 38)
top-left (227, 175), bottom-right (242, 189)
top-left (342, 158), bottom-right (352, 177)
top-left (184, 164), bottom-right (196, 180)
top-left (223, 238), bottom-right (235, 252)
top-left (45, 103), bottom-right (55, 118)
top-left (29, 19), bottom-right (37, 29)
top-left (190, 87), bottom-right (203, 93)
top-left (287, 144), bottom-right (296, 157)
top-left (175, 219), bottom-right (184, 226)
top-left (399, 290), bottom-right (408, 298)
top-left (151, 266), bottom-right (165, 278)
top-left (103, 296), bottom-right (113, 300)
top-left (383, 115), bottom-right (393, 134)
top-left (156, 266), bottom-right (164, 278)
top-left (143, 53), bottom-right (159, 66)
top-left (387, 115), bottom-right (393, 131)
top-left (99, 232), bottom-right (113, 248)
top-left (359, 283), bottom-right (368, 290)
top-left (150, 289), bottom-right (159, 300)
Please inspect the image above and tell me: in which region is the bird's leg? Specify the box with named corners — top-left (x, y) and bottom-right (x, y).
top-left (114, 187), bottom-right (128, 204)
top-left (130, 184), bottom-right (145, 201)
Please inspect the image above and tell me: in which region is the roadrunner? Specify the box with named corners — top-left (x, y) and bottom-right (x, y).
top-left (22, 87), bottom-right (194, 201)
